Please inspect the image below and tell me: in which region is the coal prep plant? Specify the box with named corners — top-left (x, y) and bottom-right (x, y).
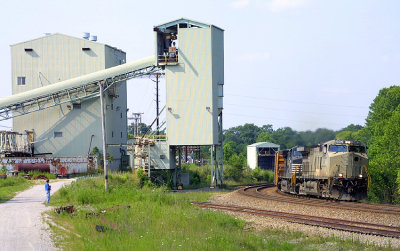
top-left (0, 18), bottom-right (224, 186)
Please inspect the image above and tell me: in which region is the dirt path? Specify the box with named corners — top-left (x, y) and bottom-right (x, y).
top-left (0, 179), bottom-right (75, 251)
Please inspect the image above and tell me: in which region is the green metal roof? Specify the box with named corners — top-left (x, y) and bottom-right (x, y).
top-left (248, 142), bottom-right (280, 148)
top-left (155, 18), bottom-right (224, 31)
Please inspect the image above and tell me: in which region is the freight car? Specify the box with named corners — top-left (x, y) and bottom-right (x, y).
top-left (274, 139), bottom-right (370, 201)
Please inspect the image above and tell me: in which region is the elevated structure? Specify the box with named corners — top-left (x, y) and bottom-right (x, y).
top-left (247, 142), bottom-right (280, 170)
top-left (154, 18), bottom-right (224, 185)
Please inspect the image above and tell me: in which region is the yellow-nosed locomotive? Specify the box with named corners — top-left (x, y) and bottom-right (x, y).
top-left (274, 139), bottom-right (369, 201)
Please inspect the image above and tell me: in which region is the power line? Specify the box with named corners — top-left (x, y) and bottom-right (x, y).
top-left (226, 94), bottom-right (368, 109)
top-left (224, 103), bottom-right (367, 118)
top-left (224, 112), bottom-right (365, 127)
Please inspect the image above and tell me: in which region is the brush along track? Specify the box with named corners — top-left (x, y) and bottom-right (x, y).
top-left (239, 185), bottom-right (400, 215)
top-left (192, 201), bottom-right (400, 239)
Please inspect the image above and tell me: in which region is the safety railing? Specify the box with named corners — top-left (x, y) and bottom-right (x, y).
top-left (157, 54), bottom-right (179, 65)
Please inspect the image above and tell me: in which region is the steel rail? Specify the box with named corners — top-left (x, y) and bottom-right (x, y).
top-left (239, 185), bottom-right (400, 215)
top-left (192, 201), bottom-right (400, 239)
top-left (271, 187), bottom-right (400, 212)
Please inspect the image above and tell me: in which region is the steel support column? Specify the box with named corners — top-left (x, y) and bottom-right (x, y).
top-left (99, 83), bottom-right (108, 191)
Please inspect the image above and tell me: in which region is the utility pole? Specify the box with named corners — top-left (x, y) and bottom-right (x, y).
top-left (156, 73), bottom-right (160, 135)
top-left (128, 113), bottom-right (143, 137)
top-left (99, 83), bottom-right (108, 191)
top-left (149, 72), bottom-right (164, 134)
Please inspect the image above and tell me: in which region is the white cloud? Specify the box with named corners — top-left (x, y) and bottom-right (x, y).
top-left (230, 0), bottom-right (250, 9)
top-left (237, 52), bottom-right (270, 62)
top-left (266, 0), bottom-right (310, 12)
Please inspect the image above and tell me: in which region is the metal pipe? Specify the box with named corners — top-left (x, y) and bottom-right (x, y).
top-left (156, 73), bottom-right (159, 135)
top-left (87, 134), bottom-right (95, 156)
top-left (99, 84), bottom-right (108, 191)
top-left (148, 143), bottom-right (151, 178)
top-left (210, 145), bottom-right (214, 186)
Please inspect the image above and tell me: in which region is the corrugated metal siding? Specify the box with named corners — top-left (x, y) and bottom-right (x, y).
top-left (1, 156), bottom-right (97, 174)
top-left (104, 46), bottom-right (128, 168)
top-left (247, 146), bottom-right (258, 169)
top-left (211, 26), bottom-right (224, 142)
top-left (166, 27), bottom-right (222, 145)
top-left (11, 34), bottom-right (127, 170)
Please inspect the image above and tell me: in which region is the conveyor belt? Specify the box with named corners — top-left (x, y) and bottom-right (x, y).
top-left (0, 56), bottom-right (159, 121)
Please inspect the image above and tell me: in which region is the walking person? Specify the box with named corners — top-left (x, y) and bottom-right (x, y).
top-left (45, 179), bottom-right (51, 204)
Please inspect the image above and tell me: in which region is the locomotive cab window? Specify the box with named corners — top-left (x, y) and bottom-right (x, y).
top-left (293, 150), bottom-right (302, 156)
top-left (349, 145), bottom-right (366, 153)
top-left (328, 145), bottom-right (347, 152)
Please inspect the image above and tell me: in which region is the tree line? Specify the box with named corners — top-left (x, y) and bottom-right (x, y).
top-left (223, 85), bottom-right (400, 204)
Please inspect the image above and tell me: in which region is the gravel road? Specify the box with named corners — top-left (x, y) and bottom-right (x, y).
top-left (0, 179), bottom-right (75, 251)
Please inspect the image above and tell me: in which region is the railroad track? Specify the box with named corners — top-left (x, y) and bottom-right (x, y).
top-left (193, 201), bottom-right (400, 239)
top-left (239, 184), bottom-right (400, 215)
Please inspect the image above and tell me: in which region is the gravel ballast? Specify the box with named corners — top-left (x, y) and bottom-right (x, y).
top-left (210, 189), bottom-right (400, 248)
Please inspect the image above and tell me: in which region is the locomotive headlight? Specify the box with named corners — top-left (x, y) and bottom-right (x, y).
top-left (359, 174), bottom-right (363, 178)
top-left (338, 173), bottom-right (343, 178)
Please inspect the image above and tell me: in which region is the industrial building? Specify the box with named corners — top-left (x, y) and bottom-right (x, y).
top-left (0, 18), bottom-right (224, 185)
top-left (247, 142), bottom-right (280, 170)
top-left (10, 34), bottom-right (127, 169)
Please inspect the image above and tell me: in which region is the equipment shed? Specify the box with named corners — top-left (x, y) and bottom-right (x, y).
top-left (247, 142), bottom-right (280, 170)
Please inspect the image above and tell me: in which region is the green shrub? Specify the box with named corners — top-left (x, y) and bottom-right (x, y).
top-left (182, 164), bottom-right (210, 187)
top-left (27, 170), bottom-right (56, 179)
top-left (251, 167), bottom-right (274, 182)
top-left (0, 176), bottom-right (28, 188)
top-left (0, 166), bottom-right (6, 175)
top-left (0, 176), bottom-right (33, 203)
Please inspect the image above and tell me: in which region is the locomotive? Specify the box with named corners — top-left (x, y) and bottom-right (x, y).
top-left (274, 139), bottom-right (370, 201)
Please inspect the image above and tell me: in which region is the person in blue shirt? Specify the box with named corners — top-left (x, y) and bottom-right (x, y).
top-left (45, 179), bottom-right (51, 204)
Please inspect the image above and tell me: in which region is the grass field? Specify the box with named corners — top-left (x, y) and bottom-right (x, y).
top-left (48, 173), bottom-right (392, 250)
top-left (0, 177), bottom-right (33, 203)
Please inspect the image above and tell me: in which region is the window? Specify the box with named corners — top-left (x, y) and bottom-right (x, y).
top-left (293, 150), bottom-right (302, 156)
top-left (112, 131), bottom-right (114, 138)
top-left (328, 145), bottom-right (347, 152)
top-left (54, 132), bottom-right (63, 138)
top-left (349, 145), bottom-right (366, 153)
top-left (120, 112), bottom-right (122, 118)
top-left (72, 103), bottom-right (81, 109)
top-left (82, 47), bottom-right (91, 51)
top-left (121, 132), bottom-right (123, 138)
top-left (111, 104), bottom-right (114, 110)
top-left (17, 77), bottom-right (26, 85)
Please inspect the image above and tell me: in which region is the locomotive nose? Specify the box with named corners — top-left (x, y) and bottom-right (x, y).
top-left (350, 152), bottom-right (368, 178)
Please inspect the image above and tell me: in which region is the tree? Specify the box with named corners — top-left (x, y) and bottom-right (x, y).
top-left (338, 124), bottom-right (363, 132)
top-left (362, 86), bottom-right (400, 203)
top-left (335, 124), bottom-right (364, 141)
top-left (267, 127), bottom-right (299, 149)
top-left (223, 141), bottom-right (237, 162)
top-left (256, 131), bottom-right (272, 143)
top-left (128, 122), bottom-right (151, 137)
top-left (225, 154), bottom-right (245, 181)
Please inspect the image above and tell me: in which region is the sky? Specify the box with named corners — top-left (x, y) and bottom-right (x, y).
top-left (0, 0), bottom-right (399, 132)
